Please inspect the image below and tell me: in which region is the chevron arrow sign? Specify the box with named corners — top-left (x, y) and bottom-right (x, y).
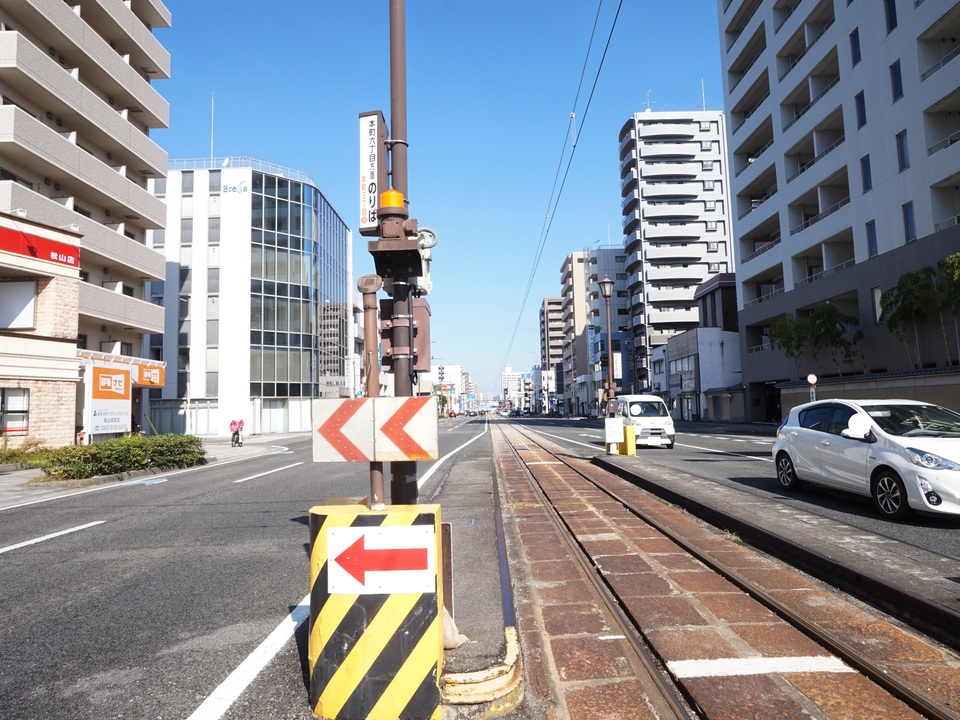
top-left (312, 397), bottom-right (439, 462)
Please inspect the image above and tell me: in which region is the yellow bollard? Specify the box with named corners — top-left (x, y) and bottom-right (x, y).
top-left (619, 426), bottom-right (636, 456)
top-left (308, 502), bottom-right (443, 719)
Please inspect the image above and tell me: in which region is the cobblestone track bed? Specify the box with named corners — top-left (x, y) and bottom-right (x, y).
top-left (495, 421), bottom-right (960, 720)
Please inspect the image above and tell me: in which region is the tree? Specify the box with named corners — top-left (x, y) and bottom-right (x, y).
top-left (807, 304), bottom-right (859, 375)
top-left (937, 252), bottom-right (960, 365)
top-left (768, 313), bottom-right (812, 378)
top-left (880, 268), bottom-right (937, 368)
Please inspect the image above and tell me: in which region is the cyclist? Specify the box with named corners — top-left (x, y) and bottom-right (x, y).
top-left (230, 419), bottom-right (244, 447)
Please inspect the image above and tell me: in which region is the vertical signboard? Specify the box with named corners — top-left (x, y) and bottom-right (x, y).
top-left (359, 111), bottom-right (388, 237)
top-left (90, 366), bottom-right (132, 434)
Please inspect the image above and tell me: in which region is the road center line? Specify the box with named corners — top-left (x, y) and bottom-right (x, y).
top-left (0, 521), bottom-right (105, 555)
top-left (186, 594), bottom-right (310, 720)
top-left (232, 462), bottom-right (303, 484)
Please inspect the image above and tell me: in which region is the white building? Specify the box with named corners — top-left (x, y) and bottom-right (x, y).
top-left (0, 0), bottom-right (170, 446)
top-left (618, 109), bottom-right (734, 392)
top-left (147, 158), bottom-right (351, 435)
top-left (719, 0), bottom-right (960, 421)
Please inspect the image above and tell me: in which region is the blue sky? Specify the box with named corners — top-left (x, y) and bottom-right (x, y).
top-left (154, 1), bottom-right (724, 395)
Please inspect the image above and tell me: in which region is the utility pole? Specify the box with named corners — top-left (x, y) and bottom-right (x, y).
top-left (386, 0), bottom-right (419, 504)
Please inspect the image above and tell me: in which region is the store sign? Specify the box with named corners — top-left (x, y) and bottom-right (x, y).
top-left (0, 226), bottom-right (79, 268)
top-left (90, 366), bottom-right (131, 434)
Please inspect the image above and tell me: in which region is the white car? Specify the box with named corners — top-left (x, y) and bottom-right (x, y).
top-left (772, 399), bottom-right (960, 519)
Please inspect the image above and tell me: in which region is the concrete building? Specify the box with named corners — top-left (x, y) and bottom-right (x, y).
top-left (539, 296), bottom-right (563, 413)
top-left (500, 366), bottom-right (531, 413)
top-left (147, 158), bottom-right (351, 435)
top-left (719, 0), bottom-right (960, 421)
top-left (618, 109), bottom-right (734, 393)
top-left (0, 0), bottom-right (171, 447)
top-left (662, 273), bottom-right (743, 422)
top-left (560, 252), bottom-right (590, 416)
top-left (585, 250), bottom-right (631, 411)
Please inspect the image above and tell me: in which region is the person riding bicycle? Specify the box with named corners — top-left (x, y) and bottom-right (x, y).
top-left (230, 419), bottom-right (244, 447)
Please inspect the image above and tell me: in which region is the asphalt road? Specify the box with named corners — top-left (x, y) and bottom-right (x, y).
top-left (0, 420), bottom-right (485, 720)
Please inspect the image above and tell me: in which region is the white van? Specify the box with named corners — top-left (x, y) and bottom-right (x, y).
top-left (616, 394), bottom-right (675, 449)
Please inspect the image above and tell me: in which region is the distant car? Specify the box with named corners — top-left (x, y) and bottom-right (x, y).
top-left (772, 399), bottom-right (960, 519)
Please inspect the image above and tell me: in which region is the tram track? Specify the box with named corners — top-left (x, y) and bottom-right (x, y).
top-left (495, 421), bottom-right (960, 720)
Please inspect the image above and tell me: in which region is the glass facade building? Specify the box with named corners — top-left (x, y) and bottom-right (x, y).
top-left (148, 157), bottom-right (351, 435)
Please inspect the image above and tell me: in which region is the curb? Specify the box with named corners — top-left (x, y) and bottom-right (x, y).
top-left (441, 626), bottom-right (524, 716)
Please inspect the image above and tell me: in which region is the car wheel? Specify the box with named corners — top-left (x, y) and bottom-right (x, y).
top-left (665, 441), bottom-right (675, 449)
top-left (873, 469), bottom-right (911, 520)
top-left (776, 453), bottom-right (802, 490)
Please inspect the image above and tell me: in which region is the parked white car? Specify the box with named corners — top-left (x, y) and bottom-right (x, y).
top-left (773, 399), bottom-right (960, 519)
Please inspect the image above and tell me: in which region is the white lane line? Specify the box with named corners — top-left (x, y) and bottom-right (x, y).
top-left (232, 462), bottom-right (303, 484)
top-left (417, 419), bottom-right (489, 490)
top-left (678, 443), bottom-right (774, 462)
top-left (1, 447), bottom-right (291, 512)
top-left (186, 594), bottom-right (310, 720)
top-left (0, 521), bottom-right (105, 555)
top-left (668, 655), bottom-right (853, 679)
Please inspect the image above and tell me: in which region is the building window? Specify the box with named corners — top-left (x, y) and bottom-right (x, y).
top-left (855, 91), bottom-right (867, 128)
top-left (208, 170), bottom-right (221, 192)
top-left (1, 388), bottom-right (30, 436)
top-left (902, 201), bottom-right (916, 242)
top-left (181, 171), bottom-right (194, 194)
top-left (208, 217), bottom-right (220, 245)
top-left (866, 220), bottom-right (878, 257)
top-left (890, 60), bottom-right (903, 101)
top-left (896, 130), bottom-right (909, 171)
top-left (850, 29), bottom-right (861, 66)
top-left (884, 0), bottom-right (897, 33)
top-left (180, 217), bottom-right (193, 247)
top-left (704, 180), bottom-right (715, 190)
top-left (860, 155), bottom-right (872, 192)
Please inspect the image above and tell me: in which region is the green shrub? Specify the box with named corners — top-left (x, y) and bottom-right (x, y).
top-left (34, 434), bottom-right (207, 480)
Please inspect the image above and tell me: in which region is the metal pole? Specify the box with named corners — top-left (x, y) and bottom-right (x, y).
top-left (360, 276), bottom-right (384, 510)
top-left (388, 0), bottom-right (418, 504)
top-left (605, 294), bottom-right (614, 415)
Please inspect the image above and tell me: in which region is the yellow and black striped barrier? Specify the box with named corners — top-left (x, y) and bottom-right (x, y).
top-left (308, 502), bottom-right (442, 719)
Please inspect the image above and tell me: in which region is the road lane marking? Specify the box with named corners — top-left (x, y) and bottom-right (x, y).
top-left (417, 418), bottom-right (489, 490)
top-left (1, 447), bottom-right (292, 512)
top-left (668, 655), bottom-right (852, 678)
top-left (678, 443), bottom-right (774, 462)
top-left (186, 594), bottom-right (310, 720)
top-left (0, 521), bottom-right (105, 555)
top-left (232, 462), bottom-right (303, 484)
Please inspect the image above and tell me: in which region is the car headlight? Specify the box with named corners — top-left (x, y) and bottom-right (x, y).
top-left (906, 447), bottom-right (960, 471)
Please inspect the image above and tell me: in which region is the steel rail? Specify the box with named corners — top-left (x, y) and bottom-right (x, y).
top-left (494, 422), bottom-right (696, 720)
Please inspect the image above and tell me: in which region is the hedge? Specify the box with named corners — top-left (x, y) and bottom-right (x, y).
top-left (30, 434), bottom-right (207, 480)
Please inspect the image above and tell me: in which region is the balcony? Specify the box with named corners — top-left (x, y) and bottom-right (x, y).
top-left (79, 282), bottom-right (164, 334)
top-left (642, 181), bottom-right (702, 199)
top-left (0, 106), bottom-right (165, 226)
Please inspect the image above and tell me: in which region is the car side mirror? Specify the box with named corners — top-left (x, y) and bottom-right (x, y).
top-left (841, 413), bottom-right (873, 441)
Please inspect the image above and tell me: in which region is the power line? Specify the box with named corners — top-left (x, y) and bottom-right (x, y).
top-left (498, 0), bottom-right (625, 386)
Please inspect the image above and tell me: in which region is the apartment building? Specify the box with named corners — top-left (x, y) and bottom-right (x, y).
top-left (719, 0), bottom-right (960, 421)
top-left (0, 0), bottom-right (170, 446)
top-left (585, 249), bottom-right (631, 407)
top-left (618, 110), bottom-right (734, 393)
top-left (539, 297), bottom-right (564, 414)
top-left (147, 158), bottom-right (351, 435)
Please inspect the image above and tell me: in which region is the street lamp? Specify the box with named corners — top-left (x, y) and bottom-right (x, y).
top-left (598, 276), bottom-right (616, 417)
top-left (807, 373), bottom-right (818, 402)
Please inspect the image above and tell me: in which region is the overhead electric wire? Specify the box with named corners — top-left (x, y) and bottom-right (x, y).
top-left (498, 0), bottom-right (626, 383)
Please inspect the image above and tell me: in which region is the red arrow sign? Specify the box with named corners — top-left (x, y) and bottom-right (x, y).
top-left (334, 534), bottom-right (429, 586)
top-left (379, 396), bottom-right (432, 460)
top-left (317, 398), bottom-right (368, 461)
